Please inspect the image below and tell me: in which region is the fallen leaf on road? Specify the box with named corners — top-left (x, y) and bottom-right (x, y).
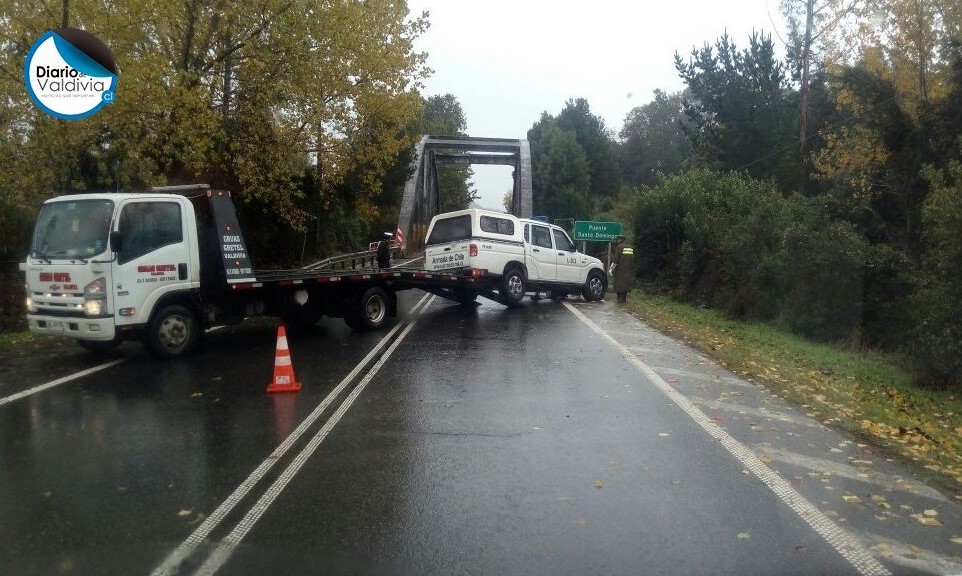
top-left (177, 509), bottom-right (192, 516)
top-left (658, 432), bottom-right (671, 437)
top-left (843, 495), bottom-right (862, 503)
top-left (917, 517), bottom-right (942, 526)
top-left (573, 519), bottom-right (586, 525)
top-left (532, 426), bottom-right (543, 430)
top-left (950, 537), bottom-right (962, 545)
top-left (923, 509), bottom-right (939, 517)
top-left (737, 532), bottom-right (751, 540)
top-left (191, 392), bottom-right (202, 398)
top-left (593, 481), bottom-right (604, 489)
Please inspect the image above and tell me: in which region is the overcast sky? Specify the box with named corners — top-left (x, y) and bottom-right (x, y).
top-left (405, 0), bottom-right (790, 209)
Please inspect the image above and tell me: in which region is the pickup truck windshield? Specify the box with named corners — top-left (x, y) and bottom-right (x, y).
top-left (31, 199), bottom-right (114, 260)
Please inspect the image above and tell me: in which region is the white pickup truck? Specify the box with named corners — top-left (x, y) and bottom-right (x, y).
top-left (424, 208), bottom-right (607, 305)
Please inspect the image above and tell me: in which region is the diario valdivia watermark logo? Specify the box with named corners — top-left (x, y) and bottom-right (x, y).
top-left (24, 28), bottom-right (118, 120)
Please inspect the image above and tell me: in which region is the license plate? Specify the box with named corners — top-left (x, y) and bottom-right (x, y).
top-left (47, 320), bottom-right (65, 332)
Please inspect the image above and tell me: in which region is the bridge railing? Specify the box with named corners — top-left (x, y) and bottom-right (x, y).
top-left (302, 246), bottom-right (404, 271)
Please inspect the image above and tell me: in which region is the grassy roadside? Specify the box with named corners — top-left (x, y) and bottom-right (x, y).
top-left (0, 330), bottom-right (58, 350)
top-left (623, 291), bottom-right (962, 493)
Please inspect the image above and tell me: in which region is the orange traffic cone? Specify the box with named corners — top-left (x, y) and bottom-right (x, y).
top-left (266, 325), bottom-right (302, 393)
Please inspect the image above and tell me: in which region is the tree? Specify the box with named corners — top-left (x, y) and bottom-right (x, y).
top-left (619, 90), bottom-right (693, 188)
top-left (816, 0), bottom-right (957, 119)
top-left (528, 116), bottom-right (590, 219)
top-left (781, 0), bottom-right (863, 157)
top-left (556, 98), bottom-right (621, 198)
top-left (813, 65), bottom-right (924, 250)
top-left (420, 94), bottom-right (478, 212)
top-left (675, 33), bottom-right (800, 190)
top-left (0, 0), bottom-right (431, 263)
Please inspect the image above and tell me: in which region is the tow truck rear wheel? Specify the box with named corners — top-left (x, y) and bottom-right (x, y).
top-left (345, 287), bottom-right (390, 331)
top-left (146, 305), bottom-right (199, 359)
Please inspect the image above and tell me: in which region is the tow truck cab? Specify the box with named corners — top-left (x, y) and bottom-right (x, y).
top-left (21, 185), bottom-right (264, 356)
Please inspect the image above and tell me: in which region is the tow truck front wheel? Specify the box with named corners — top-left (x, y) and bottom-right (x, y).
top-left (147, 305), bottom-right (199, 359)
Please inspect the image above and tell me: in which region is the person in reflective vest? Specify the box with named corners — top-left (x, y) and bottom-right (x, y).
top-left (610, 236), bottom-right (634, 303)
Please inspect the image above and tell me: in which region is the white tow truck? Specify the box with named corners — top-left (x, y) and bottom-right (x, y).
top-left (20, 185), bottom-right (484, 358)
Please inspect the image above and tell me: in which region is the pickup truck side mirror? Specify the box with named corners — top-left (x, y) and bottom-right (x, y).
top-left (109, 231), bottom-right (123, 253)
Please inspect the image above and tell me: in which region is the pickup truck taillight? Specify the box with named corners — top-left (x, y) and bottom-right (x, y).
top-left (469, 243), bottom-right (478, 257)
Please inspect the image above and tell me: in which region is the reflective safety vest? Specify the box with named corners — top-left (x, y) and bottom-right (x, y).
top-left (622, 247), bottom-right (634, 255)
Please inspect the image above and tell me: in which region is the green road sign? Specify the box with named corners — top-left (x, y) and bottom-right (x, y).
top-left (573, 221), bottom-right (622, 242)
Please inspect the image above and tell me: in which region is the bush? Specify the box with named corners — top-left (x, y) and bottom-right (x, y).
top-left (861, 244), bottom-right (916, 350)
top-left (630, 169), bottom-right (787, 320)
top-left (0, 198), bottom-right (34, 333)
top-left (779, 218), bottom-right (867, 343)
top-left (913, 165), bottom-right (962, 388)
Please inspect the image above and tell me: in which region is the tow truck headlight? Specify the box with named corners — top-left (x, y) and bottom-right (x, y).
top-left (83, 277), bottom-right (107, 317)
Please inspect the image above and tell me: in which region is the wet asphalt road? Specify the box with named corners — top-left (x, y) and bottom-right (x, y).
top-left (0, 291), bottom-right (960, 576)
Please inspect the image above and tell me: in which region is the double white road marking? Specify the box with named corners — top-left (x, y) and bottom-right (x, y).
top-left (151, 293), bottom-right (436, 576)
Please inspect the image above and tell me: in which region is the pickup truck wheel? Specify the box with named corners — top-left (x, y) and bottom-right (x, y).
top-left (347, 287), bottom-right (389, 330)
top-left (147, 305), bottom-right (199, 359)
top-left (501, 268), bottom-right (526, 305)
top-left (582, 270), bottom-right (607, 302)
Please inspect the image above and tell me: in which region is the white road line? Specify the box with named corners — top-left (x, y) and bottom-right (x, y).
top-left (196, 318), bottom-right (421, 575)
top-left (564, 302), bottom-right (892, 576)
top-left (150, 292), bottom-right (435, 576)
top-left (0, 358), bottom-right (127, 407)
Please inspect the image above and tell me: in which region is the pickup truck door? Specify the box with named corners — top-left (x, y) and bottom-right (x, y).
top-left (553, 228), bottom-right (584, 283)
top-left (112, 199), bottom-right (194, 327)
top-left (525, 223), bottom-right (557, 281)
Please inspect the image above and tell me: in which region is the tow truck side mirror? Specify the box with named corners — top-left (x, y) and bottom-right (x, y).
top-left (109, 231), bottom-right (123, 253)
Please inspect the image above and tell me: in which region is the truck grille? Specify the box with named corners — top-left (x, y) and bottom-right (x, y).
top-left (31, 291), bottom-right (85, 317)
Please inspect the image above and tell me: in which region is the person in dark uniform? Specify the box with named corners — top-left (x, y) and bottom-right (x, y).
top-left (610, 235), bottom-right (635, 303)
top-left (376, 232), bottom-right (392, 269)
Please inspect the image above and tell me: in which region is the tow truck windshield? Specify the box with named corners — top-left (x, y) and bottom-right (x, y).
top-left (30, 199), bottom-right (114, 261)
